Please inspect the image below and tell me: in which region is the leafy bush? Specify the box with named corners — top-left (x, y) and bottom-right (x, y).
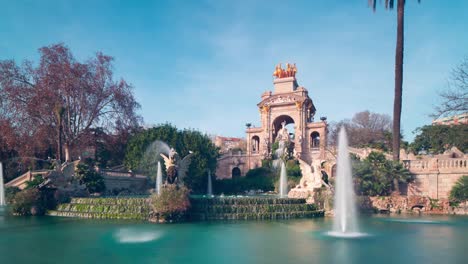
top-left (10, 187), bottom-right (59, 216)
top-left (124, 124), bottom-right (219, 194)
top-left (410, 124), bottom-right (468, 154)
top-left (150, 184), bottom-right (191, 221)
top-left (75, 163), bottom-right (105, 194)
top-left (25, 175), bottom-right (45, 189)
top-left (214, 167), bottom-right (276, 195)
top-left (449, 176), bottom-right (468, 203)
top-left (353, 151), bottom-right (412, 196)
top-left (5, 186), bottom-right (20, 203)
top-left (11, 189), bottom-right (46, 216)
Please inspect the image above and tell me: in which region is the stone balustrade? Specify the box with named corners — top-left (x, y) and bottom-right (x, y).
top-left (404, 157), bottom-right (468, 199)
top-left (403, 158), bottom-right (468, 173)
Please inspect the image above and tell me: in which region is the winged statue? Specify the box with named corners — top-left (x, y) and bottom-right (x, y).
top-left (160, 148), bottom-right (194, 185)
top-left (297, 158), bottom-right (324, 189)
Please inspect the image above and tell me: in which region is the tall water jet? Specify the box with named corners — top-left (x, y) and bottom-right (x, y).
top-left (279, 161), bottom-right (288, 197)
top-left (156, 161), bottom-right (162, 195)
top-left (0, 162), bottom-right (5, 206)
top-left (207, 170), bottom-right (213, 196)
top-left (331, 127), bottom-right (359, 236)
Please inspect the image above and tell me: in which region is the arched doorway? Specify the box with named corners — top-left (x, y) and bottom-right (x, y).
top-left (232, 167), bottom-right (241, 178)
top-left (272, 115), bottom-right (295, 142)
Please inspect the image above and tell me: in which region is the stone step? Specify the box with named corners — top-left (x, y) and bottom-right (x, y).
top-left (70, 197), bottom-right (147, 205)
top-left (190, 204), bottom-right (318, 214)
top-left (189, 210), bottom-right (324, 221)
top-left (47, 210), bottom-right (148, 220)
top-left (56, 203), bottom-right (150, 214)
top-left (189, 197), bottom-right (308, 206)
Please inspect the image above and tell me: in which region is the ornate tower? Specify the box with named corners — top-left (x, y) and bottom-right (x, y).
top-left (246, 63), bottom-right (327, 169)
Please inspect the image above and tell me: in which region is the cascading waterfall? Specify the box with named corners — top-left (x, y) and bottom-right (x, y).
top-left (156, 161), bottom-right (162, 195)
top-left (0, 162), bottom-right (5, 206)
top-left (330, 127), bottom-right (361, 237)
top-left (207, 170), bottom-right (213, 196)
top-left (279, 161), bottom-right (288, 197)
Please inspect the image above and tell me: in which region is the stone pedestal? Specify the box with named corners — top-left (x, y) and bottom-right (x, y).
top-left (288, 187), bottom-right (315, 199)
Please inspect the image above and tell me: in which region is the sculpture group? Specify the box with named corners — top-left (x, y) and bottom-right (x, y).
top-left (160, 148), bottom-right (194, 185)
top-left (273, 63), bottom-right (297, 79)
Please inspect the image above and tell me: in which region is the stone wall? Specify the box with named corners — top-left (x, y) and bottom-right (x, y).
top-left (358, 195), bottom-right (468, 215)
top-left (101, 170), bottom-right (148, 193)
top-left (404, 158), bottom-right (467, 199)
top-left (215, 151), bottom-right (262, 179)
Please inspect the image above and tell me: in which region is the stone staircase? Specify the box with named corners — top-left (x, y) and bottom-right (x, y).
top-left (48, 197), bottom-right (150, 220)
top-left (189, 196), bottom-right (324, 221)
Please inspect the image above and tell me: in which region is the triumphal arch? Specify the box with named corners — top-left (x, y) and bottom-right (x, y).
top-left (215, 63), bottom-right (328, 178)
top-left (245, 63), bottom-right (328, 172)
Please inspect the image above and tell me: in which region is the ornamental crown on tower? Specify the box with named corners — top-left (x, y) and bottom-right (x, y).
top-left (273, 63), bottom-right (297, 79)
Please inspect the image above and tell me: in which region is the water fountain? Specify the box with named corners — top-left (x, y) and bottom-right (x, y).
top-left (328, 127), bottom-right (364, 237)
top-left (279, 161), bottom-right (288, 197)
top-left (207, 170), bottom-right (213, 196)
top-left (0, 162), bottom-right (5, 206)
top-left (156, 161), bottom-right (162, 195)
top-left (274, 120), bottom-right (290, 197)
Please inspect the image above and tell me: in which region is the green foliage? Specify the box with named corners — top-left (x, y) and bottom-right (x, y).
top-left (216, 161), bottom-right (302, 195)
top-left (5, 186), bottom-right (20, 203)
top-left (353, 151), bottom-right (412, 196)
top-left (10, 189), bottom-right (46, 216)
top-left (261, 159), bottom-right (272, 168)
top-left (150, 185), bottom-right (191, 221)
top-left (124, 124), bottom-right (219, 193)
top-left (286, 159), bottom-right (302, 177)
top-left (449, 176), bottom-right (468, 202)
top-left (25, 175), bottom-right (45, 189)
top-left (214, 167), bottom-right (276, 195)
top-left (75, 163), bottom-right (105, 193)
top-left (410, 124), bottom-right (468, 154)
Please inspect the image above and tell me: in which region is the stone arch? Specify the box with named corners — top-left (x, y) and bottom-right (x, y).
top-left (310, 131), bottom-right (320, 148)
top-left (272, 115), bottom-right (295, 142)
top-left (251, 135), bottom-right (260, 153)
top-left (232, 167), bottom-right (241, 178)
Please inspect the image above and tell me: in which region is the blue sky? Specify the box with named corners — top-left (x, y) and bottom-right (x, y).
top-left (1, 0), bottom-right (467, 141)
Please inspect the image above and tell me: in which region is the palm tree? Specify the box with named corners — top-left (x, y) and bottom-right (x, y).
top-left (369, 0), bottom-right (420, 193)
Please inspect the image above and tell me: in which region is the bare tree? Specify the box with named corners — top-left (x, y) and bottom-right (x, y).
top-left (0, 43), bottom-right (141, 161)
top-left (329, 111), bottom-right (392, 149)
top-left (432, 57), bottom-right (468, 118)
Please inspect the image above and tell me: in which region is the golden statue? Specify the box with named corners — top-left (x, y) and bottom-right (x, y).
top-left (273, 63), bottom-right (297, 79)
top-left (273, 63), bottom-right (282, 78)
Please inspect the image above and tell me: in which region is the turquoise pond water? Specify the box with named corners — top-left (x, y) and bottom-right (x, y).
top-left (0, 212), bottom-right (467, 264)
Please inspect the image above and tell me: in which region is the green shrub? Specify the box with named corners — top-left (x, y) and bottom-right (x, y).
top-left (5, 186), bottom-right (20, 203)
top-left (150, 185), bottom-right (191, 221)
top-left (11, 189), bottom-right (46, 216)
top-left (25, 175), bottom-right (45, 189)
top-left (246, 167), bottom-right (271, 178)
top-left (10, 187), bottom-right (59, 216)
top-left (75, 164), bottom-right (105, 194)
top-left (449, 176), bottom-right (468, 203)
top-left (353, 152), bottom-right (412, 196)
top-left (214, 167), bottom-right (276, 195)
top-left (286, 160), bottom-right (302, 177)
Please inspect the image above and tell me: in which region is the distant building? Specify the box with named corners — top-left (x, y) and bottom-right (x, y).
top-left (432, 113), bottom-right (468, 125)
top-left (213, 136), bottom-right (246, 154)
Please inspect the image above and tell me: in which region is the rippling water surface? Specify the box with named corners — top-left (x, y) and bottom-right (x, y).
top-left (0, 213), bottom-right (467, 264)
